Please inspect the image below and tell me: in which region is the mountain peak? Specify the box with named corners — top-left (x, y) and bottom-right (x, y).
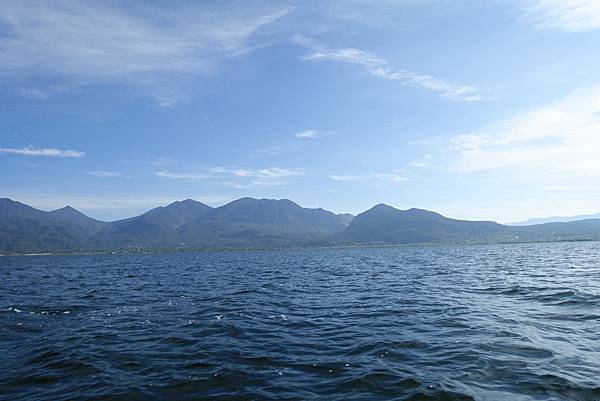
top-left (225, 197), bottom-right (299, 207)
top-left (179, 198), bottom-right (205, 205)
top-left (164, 199), bottom-right (211, 211)
top-left (50, 205), bottom-right (83, 215)
top-left (404, 208), bottom-right (444, 217)
top-left (0, 198), bottom-right (24, 206)
top-left (57, 205), bottom-right (77, 212)
top-left (48, 205), bottom-right (106, 226)
top-left (373, 203), bottom-right (394, 209)
top-left (366, 203), bottom-right (398, 213)
top-left (0, 198), bottom-right (43, 216)
top-left (167, 198), bottom-right (203, 206)
top-left (4, 197), bottom-right (600, 253)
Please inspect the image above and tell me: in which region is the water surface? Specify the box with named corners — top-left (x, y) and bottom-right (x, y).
top-left (1, 242), bottom-right (600, 400)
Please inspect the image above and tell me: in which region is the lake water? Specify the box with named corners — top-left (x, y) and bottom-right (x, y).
top-left (1, 242), bottom-right (600, 400)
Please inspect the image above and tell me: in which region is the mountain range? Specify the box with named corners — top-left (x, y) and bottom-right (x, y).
top-left (508, 213), bottom-right (600, 226)
top-left (2, 197), bottom-right (600, 254)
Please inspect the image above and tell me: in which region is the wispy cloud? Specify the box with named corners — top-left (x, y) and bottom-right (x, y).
top-left (255, 146), bottom-right (287, 156)
top-left (410, 160), bottom-right (430, 168)
top-left (0, 2), bottom-right (293, 106)
top-left (210, 166), bottom-right (304, 179)
top-left (88, 170), bottom-right (123, 178)
top-left (329, 172), bottom-right (405, 184)
top-left (157, 166), bottom-right (304, 187)
top-left (521, 0), bottom-right (600, 32)
top-left (294, 35), bottom-right (481, 101)
top-left (410, 154), bottom-right (432, 168)
top-left (18, 88), bottom-right (50, 99)
top-left (222, 181), bottom-right (247, 189)
top-left (156, 171), bottom-right (211, 181)
top-left (447, 86), bottom-right (600, 177)
top-left (0, 147), bottom-right (84, 158)
top-left (214, 166), bottom-right (304, 186)
top-left (295, 129), bottom-right (320, 139)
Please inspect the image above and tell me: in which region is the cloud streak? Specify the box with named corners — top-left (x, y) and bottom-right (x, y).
top-left (521, 0), bottom-right (600, 32)
top-left (157, 166), bottom-right (304, 187)
top-left (294, 36), bottom-right (481, 101)
top-left (210, 166), bottom-right (302, 178)
top-left (0, 1), bottom-right (293, 105)
top-left (0, 147), bottom-right (84, 158)
top-left (329, 172), bottom-right (405, 184)
top-left (295, 129), bottom-right (320, 139)
top-left (212, 166), bottom-right (304, 186)
top-left (156, 171), bottom-right (211, 181)
top-left (447, 86), bottom-right (600, 178)
top-left (89, 170), bottom-right (124, 178)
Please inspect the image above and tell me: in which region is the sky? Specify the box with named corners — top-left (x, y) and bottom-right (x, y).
top-left (2, 0), bottom-right (600, 223)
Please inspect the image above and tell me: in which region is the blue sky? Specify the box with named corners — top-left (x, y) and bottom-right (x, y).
top-left (2, 0), bottom-right (600, 222)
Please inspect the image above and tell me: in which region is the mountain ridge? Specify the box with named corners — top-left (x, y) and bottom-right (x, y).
top-left (2, 197), bottom-right (600, 254)
top-left (337, 203), bottom-right (509, 244)
top-left (508, 213), bottom-right (600, 226)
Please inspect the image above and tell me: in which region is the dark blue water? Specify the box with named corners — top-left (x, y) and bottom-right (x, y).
top-left (1, 243), bottom-right (600, 400)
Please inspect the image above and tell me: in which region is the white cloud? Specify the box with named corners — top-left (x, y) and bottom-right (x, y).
top-left (222, 166), bottom-right (304, 186)
top-left (329, 175), bottom-right (363, 182)
top-left (212, 166), bottom-right (304, 179)
top-left (156, 171), bottom-right (210, 181)
top-left (448, 86), bottom-right (600, 177)
top-left (521, 0), bottom-right (600, 32)
top-left (222, 181), bottom-right (247, 189)
top-left (158, 166), bottom-right (304, 187)
top-left (255, 146), bottom-right (285, 155)
top-left (295, 129), bottom-right (320, 139)
top-left (0, 147), bottom-right (84, 158)
top-left (18, 88), bottom-right (50, 99)
top-left (410, 160), bottom-right (430, 168)
top-left (89, 170), bottom-right (123, 177)
top-left (410, 154), bottom-right (432, 168)
top-left (294, 35), bottom-right (481, 101)
top-left (208, 167), bottom-right (229, 174)
top-left (329, 173), bottom-right (405, 184)
top-left (250, 179), bottom-right (288, 187)
top-left (0, 2), bottom-right (293, 105)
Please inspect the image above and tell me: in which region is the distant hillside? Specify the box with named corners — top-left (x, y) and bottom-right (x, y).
top-left (0, 198), bottom-right (108, 253)
top-left (336, 213), bottom-right (354, 226)
top-left (95, 199), bottom-right (213, 248)
top-left (96, 197), bottom-right (348, 249)
top-left (509, 213), bottom-right (600, 226)
top-left (512, 219), bottom-right (600, 242)
top-left (175, 197), bottom-right (349, 248)
top-left (0, 197), bottom-right (349, 253)
top-left (337, 204), bottom-right (511, 244)
top-left (2, 197), bottom-right (600, 254)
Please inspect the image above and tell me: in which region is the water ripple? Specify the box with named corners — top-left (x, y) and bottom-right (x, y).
top-left (1, 242), bottom-right (600, 400)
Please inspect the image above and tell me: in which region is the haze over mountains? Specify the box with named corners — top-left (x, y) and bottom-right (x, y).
top-left (2, 197), bottom-right (600, 254)
top-left (509, 213), bottom-right (600, 226)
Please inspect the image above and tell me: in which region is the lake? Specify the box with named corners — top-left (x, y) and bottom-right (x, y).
top-left (1, 242), bottom-right (600, 400)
